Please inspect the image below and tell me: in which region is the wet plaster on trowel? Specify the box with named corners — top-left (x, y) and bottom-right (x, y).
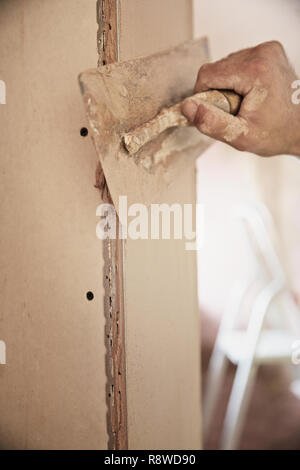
top-left (123, 90), bottom-right (233, 154)
top-left (137, 127), bottom-right (211, 171)
top-left (82, 73), bottom-right (210, 174)
top-left (79, 38), bottom-right (212, 209)
top-left (87, 97), bottom-right (100, 137)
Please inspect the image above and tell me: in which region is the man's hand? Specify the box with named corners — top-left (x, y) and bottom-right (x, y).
top-left (182, 41), bottom-right (300, 157)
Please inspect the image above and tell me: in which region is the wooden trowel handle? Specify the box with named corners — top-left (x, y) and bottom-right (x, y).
top-left (123, 89), bottom-right (242, 155)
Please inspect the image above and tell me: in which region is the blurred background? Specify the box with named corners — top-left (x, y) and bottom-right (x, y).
top-left (194, 0), bottom-right (300, 449)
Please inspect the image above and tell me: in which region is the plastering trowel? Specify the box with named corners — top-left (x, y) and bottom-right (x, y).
top-left (78, 38), bottom-right (241, 210)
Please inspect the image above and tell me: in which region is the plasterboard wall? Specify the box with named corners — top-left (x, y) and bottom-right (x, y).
top-left (0, 0), bottom-right (107, 449)
top-left (118, 0), bottom-right (203, 449)
top-left (0, 0), bottom-right (204, 450)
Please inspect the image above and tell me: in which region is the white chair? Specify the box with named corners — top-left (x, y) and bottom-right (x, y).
top-left (203, 203), bottom-right (300, 450)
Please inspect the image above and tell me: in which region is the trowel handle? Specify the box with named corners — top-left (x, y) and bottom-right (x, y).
top-left (211, 90), bottom-right (242, 115)
top-left (123, 89), bottom-right (242, 155)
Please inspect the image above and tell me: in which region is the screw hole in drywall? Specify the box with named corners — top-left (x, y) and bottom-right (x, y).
top-left (86, 291), bottom-right (94, 301)
top-left (80, 127), bottom-right (88, 137)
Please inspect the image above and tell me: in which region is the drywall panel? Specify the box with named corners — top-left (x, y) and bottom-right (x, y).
top-left (0, 0), bottom-right (107, 449)
top-left (124, 167), bottom-right (201, 450)
top-left (119, 0), bottom-right (193, 59)
top-left (118, 0), bottom-right (202, 449)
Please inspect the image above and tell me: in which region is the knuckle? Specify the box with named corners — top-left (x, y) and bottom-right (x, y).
top-left (265, 40), bottom-right (284, 52)
top-left (197, 63), bottom-right (210, 82)
top-left (257, 40), bottom-right (285, 57)
top-left (247, 57), bottom-right (271, 77)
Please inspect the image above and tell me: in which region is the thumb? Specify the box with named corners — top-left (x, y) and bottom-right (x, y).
top-left (181, 99), bottom-right (249, 148)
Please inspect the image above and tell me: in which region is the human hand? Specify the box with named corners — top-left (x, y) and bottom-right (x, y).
top-left (182, 41), bottom-right (300, 157)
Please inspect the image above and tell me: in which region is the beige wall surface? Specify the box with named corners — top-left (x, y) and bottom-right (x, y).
top-left (0, 0), bottom-right (203, 450)
top-left (120, 0), bottom-right (193, 59)
top-left (119, 0), bottom-right (202, 449)
top-left (0, 0), bottom-right (107, 449)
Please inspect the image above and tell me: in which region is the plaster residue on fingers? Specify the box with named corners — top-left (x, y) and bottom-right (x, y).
top-left (243, 86), bottom-right (268, 112)
top-left (194, 101), bottom-right (249, 144)
top-left (151, 126), bottom-right (208, 168)
top-left (223, 116), bottom-right (249, 143)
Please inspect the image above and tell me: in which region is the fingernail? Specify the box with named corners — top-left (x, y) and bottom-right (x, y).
top-left (182, 100), bottom-right (198, 122)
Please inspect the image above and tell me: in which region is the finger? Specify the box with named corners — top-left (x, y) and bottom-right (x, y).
top-left (182, 100), bottom-right (250, 150)
top-left (194, 60), bottom-right (252, 96)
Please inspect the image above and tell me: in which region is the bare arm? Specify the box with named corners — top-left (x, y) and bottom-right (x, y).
top-left (182, 41), bottom-right (300, 157)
